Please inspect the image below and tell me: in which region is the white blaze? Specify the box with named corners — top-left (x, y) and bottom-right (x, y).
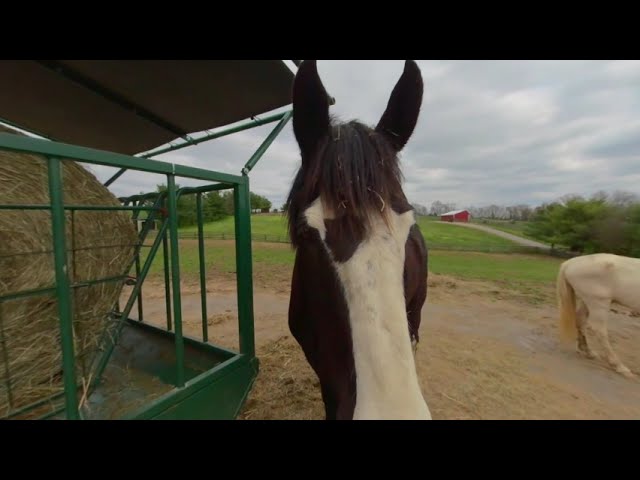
top-left (303, 197), bottom-right (431, 420)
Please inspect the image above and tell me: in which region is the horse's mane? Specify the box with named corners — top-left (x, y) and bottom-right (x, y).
top-left (285, 118), bottom-right (406, 248)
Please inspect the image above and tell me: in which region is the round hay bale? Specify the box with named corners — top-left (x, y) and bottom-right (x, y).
top-left (0, 125), bottom-right (139, 419)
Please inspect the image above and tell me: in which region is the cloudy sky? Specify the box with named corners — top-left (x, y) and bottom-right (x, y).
top-left (87, 60), bottom-right (640, 211)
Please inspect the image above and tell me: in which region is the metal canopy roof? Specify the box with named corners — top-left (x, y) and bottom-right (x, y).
top-left (0, 60), bottom-right (296, 156)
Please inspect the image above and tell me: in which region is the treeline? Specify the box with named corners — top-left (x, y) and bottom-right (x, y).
top-left (149, 184), bottom-right (273, 228)
top-left (525, 191), bottom-right (640, 256)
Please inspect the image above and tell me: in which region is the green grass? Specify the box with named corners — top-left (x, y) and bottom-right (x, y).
top-left (470, 219), bottom-right (536, 239)
top-left (141, 237), bottom-right (560, 292)
top-left (138, 214), bottom-right (562, 299)
top-left (428, 250), bottom-right (562, 285)
top-left (177, 213), bottom-right (522, 251)
top-left (416, 217), bottom-right (517, 249)
top-left (180, 214), bottom-right (288, 238)
top-left (141, 238), bottom-right (294, 277)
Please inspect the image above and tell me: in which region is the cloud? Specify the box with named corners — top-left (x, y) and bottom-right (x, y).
top-left (81, 60), bottom-right (639, 211)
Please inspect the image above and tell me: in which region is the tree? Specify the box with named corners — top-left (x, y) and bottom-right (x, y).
top-left (222, 191), bottom-right (234, 215)
top-left (625, 203), bottom-right (640, 257)
top-left (526, 196), bottom-right (618, 253)
top-left (151, 184), bottom-right (276, 224)
top-left (429, 201), bottom-right (455, 216)
top-left (203, 191), bottom-right (227, 221)
top-left (250, 192), bottom-right (272, 212)
top-left (411, 203), bottom-right (429, 216)
top-left (525, 202), bottom-right (564, 248)
top-left (610, 190), bottom-right (639, 208)
top-left (155, 183), bottom-right (197, 227)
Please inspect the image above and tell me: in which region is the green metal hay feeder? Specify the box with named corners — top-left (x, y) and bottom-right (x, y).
top-left (0, 60), bottom-right (297, 420)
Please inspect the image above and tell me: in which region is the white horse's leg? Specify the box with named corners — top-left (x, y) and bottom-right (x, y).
top-left (586, 300), bottom-right (635, 379)
top-left (576, 300), bottom-right (598, 359)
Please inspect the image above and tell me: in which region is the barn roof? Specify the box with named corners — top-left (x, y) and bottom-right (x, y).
top-left (441, 209), bottom-right (469, 216)
top-left (0, 60), bottom-right (296, 156)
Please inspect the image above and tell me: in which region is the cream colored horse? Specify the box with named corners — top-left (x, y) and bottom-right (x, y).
top-left (557, 253), bottom-right (640, 378)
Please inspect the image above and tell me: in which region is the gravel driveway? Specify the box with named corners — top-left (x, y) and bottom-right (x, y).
top-left (439, 221), bottom-right (551, 249)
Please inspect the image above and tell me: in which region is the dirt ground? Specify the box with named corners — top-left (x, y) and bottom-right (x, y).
top-left (130, 261), bottom-right (640, 420)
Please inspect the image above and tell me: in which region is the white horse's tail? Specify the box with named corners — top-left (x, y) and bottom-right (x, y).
top-left (556, 261), bottom-right (577, 342)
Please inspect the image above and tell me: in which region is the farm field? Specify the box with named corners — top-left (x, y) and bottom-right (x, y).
top-left (134, 233), bottom-right (640, 420)
top-left (178, 213), bottom-right (527, 251)
top-left (470, 218), bottom-right (535, 239)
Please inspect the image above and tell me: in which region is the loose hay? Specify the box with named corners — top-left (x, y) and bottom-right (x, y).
top-left (238, 335), bottom-right (324, 420)
top-left (0, 125), bottom-right (138, 419)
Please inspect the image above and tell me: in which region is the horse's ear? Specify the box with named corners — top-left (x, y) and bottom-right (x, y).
top-left (292, 60), bottom-right (331, 161)
top-left (375, 60), bottom-right (424, 152)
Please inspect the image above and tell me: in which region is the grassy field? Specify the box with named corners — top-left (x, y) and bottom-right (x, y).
top-left (428, 250), bottom-right (561, 284)
top-left (178, 213), bottom-right (522, 251)
top-left (142, 237), bottom-right (562, 295)
top-left (470, 219), bottom-right (535, 239)
top-left (180, 214), bottom-right (287, 238)
top-left (137, 213), bottom-right (561, 298)
top-left (417, 217), bottom-right (517, 249)
top-left (143, 239), bottom-right (293, 276)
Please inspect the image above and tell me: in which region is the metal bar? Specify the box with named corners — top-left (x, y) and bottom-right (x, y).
top-left (70, 210), bottom-right (82, 376)
top-left (103, 168), bottom-right (127, 187)
top-left (0, 303), bottom-right (14, 412)
top-left (0, 242), bottom-right (148, 261)
top-left (47, 156), bottom-right (80, 420)
top-left (71, 205), bottom-right (155, 211)
top-left (84, 193), bottom-right (164, 377)
top-left (71, 210), bottom-right (77, 282)
top-left (196, 193), bottom-right (208, 342)
top-left (162, 224), bottom-right (172, 331)
top-left (4, 391), bottom-right (65, 420)
top-left (234, 181), bottom-right (255, 357)
top-left (1, 240), bottom-right (149, 259)
top-left (0, 133), bottom-right (246, 185)
top-left (242, 110), bottom-right (293, 175)
top-left (0, 116), bottom-right (54, 140)
top-left (167, 175), bottom-right (185, 387)
top-left (119, 192), bottom-right (162, 204)
top-left (0, 204), bottom-right (156, 211)
top-left (140, 111), bottom-right (291, 159)
top-left (90, 219), bottom-right (169, 391)
top-left (119, 196), bottom-right (130, 325)
top-left (83, 194), bottom-right (165, 385)
top-left (121, 354), bottom-right (246, 420)
top-left (133, 201), bottom-right (143, 322)
top-left (114, 193), bottom-right (165, 286)
top-left (39, 406), bottom-right (66, 420)
top-left (0, 274), bottom-right (134, 303)
top-left (176, 183), bottom-right (233, 196)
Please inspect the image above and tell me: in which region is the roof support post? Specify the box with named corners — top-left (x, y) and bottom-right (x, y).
top-left (242, 110), bottom-right (293, 175)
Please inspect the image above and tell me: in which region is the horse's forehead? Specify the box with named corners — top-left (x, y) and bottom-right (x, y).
top-left (303, 196), bottom-right (416, 242)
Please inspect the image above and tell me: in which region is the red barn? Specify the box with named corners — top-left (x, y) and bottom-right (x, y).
top-left (440, 209), bottom-right (470, 223)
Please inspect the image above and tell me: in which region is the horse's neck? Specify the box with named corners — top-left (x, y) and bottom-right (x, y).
top-left (304, 197), bottom-right (430, 420)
